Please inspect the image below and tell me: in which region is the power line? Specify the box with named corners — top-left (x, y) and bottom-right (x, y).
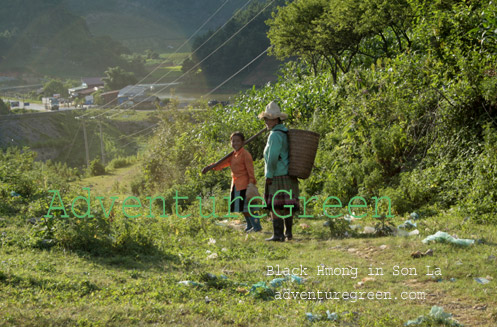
top-left (91, 0), bottom-right (274, 119)
top-left (78, 0), bottom-right (232, 118)
top-left (204, 47), bottom-right (269, 97)
top-left (108, 46), bottom-right (272, 142)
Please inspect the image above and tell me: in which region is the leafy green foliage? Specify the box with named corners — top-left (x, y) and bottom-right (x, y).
top-left (192, 0), bottom-right (284, 84)
top-left (102, 66), bottom-right (138, 91)
top-left (136, 0), bottom-right (497, 224)
top-left (89, 159), bottom-right (106, 176)
top-left (267, 0), bottom-right (412, 80)
top-left (0, 98), bottom-right (10, 115)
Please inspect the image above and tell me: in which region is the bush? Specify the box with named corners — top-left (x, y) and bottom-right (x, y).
top-left (89, 159), bottom-right (106, 176)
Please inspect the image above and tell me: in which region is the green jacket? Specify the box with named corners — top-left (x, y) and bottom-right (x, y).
top-left (264, 124), bottom-right (289, 178)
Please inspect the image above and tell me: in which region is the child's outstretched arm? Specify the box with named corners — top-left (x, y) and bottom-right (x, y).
top-left (202, 156), bottom-right (231, 174)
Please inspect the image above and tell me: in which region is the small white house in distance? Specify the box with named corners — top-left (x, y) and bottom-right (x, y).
top-left (68, 77), bottom-right (104, 98)
top-left (117, 85), bottom-right (148, 105)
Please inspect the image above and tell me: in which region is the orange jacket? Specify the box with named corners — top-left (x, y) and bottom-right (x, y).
top-left (212, 147), bottom-right (256, 191)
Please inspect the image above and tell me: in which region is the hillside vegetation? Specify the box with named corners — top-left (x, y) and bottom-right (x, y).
top-left (141, 0), bottom-right (497, 222)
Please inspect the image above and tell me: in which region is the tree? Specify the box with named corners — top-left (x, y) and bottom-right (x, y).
top-left (102, 66), bottom-right (137, 91)
top-left (145, 49), bottom-right (159, 60)
top-left (181, 57), bottom-right (199, 81)
top-left (266, 0), bottom-right (412, 82)
top-left (0, 98), bottom-right (10, 115)
top-left (42, 79), bottom-right (68, 97)
top-left (191, 1), bottom-right (284, 84)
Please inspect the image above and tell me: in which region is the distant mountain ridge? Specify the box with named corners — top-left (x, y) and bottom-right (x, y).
top-left (64, 0), bottom-right (250, 51)
top-left (0, 0), bottom-right (251, 77)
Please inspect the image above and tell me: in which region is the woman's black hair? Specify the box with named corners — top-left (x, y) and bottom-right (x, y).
top-left (230, 131), bottom-right (245, 141)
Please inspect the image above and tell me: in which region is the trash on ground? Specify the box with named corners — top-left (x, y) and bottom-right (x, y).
top-left (306, 312), bottom-right (321, 322)
top-left (290, 274), bottom-right (304, 284)
top-left (410, 212), bottom-right (420, 220)
top-left (422, 231), bottom-right (474, 246)
top-left (405, 306), bottom-right (463, 326)
top-left (305, 311), bottom-right (340, 322)
top-left (363, 226), bottom-right (375, 234)
top-left (326, 311), bottom-right (339, 321)
top-left (398, 220), bottom-right (417, 229)
top-left (474, 277), bottom-right (490, 284)
top-left (269, 278), bottom-right (287, 287)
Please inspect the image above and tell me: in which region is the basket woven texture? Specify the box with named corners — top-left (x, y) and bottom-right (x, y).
top-left (288, 129), bottom-right (320, 179)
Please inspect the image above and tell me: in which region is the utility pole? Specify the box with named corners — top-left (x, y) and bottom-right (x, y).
top-left (82, 119), bottom-right (90, 168)
top-left (99, 120), bottom-right (105, 165)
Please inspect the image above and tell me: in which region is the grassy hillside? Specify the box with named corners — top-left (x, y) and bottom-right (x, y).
top-left (0, 166), bottom-right (495, 326)
top-left (0, 109), bottom-right (156, 167)
top-left (0, 1), bottom-right (136, 77)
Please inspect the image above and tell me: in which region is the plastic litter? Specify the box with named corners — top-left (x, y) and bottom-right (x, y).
top-left (306, 313), bottom-right (321, 322)
top-left (422, 231), bottom-right (475, 246)
top-left (269, 277), bottom-right (287, 287)
top-left (290, 274), bottom-right (304, 284)
top-left (364, 226), bottom-right (376, 234)
top-left (474, 277), bottom-right (490, 284)
top-left (326, 311), bottom-right (339, 321)
top-left (349, 224), bottom-right (362, 230)
top-left (405, 306), bottom-right (463, 326)
top-left (398, 220), bottom-right (417, 229)
top-left (205, 273), bottom-right (217, 280)
top-left (10, 191), bottom-right (20, 197)
top-left (410, 212), bottom-right (420, 220)
top-left (306, 311), bottom-right (339, 322)
top-left (249, 281), bottom-right (274, 300)
top-left (250, 281), bottom-right (270, 293)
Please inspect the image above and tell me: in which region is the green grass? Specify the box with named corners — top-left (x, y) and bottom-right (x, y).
top-left (1, 184), bottom-right (496, 327)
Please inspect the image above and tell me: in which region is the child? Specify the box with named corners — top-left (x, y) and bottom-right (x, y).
top-left (202, 132), bottom-right (261, 232)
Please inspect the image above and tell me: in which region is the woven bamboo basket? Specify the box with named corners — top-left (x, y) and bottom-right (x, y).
top-left (288, 129), bottom-right (320, 179)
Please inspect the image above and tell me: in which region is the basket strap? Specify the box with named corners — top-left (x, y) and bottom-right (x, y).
top-left (273, 130), bottom-right (288, 162)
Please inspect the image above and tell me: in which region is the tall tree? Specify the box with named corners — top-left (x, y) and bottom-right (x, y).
top-left (102, 66), bottom-right (137, 91)
top-left (267, 0), bottom-right (412, 82)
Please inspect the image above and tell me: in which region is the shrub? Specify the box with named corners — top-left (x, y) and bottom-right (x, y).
top-left (89, 159), bottom-right (106, 176)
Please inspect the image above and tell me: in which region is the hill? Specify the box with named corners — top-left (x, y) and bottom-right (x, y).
top-left (0, 0), bottom-right (133, 77)
top-left (64, 0), bottom-right (250, 52)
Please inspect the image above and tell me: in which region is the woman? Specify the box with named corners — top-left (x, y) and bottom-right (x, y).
top-left (258, 101), bottom-right (299, 241)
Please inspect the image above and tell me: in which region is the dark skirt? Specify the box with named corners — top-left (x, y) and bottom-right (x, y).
top-left (264, 175), bottom-right (300, 211)
top-left (230, 185), bottom-right (248, 213)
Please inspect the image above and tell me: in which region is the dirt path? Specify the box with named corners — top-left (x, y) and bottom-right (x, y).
top-left (74, 164), bottom-right (140, 196)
